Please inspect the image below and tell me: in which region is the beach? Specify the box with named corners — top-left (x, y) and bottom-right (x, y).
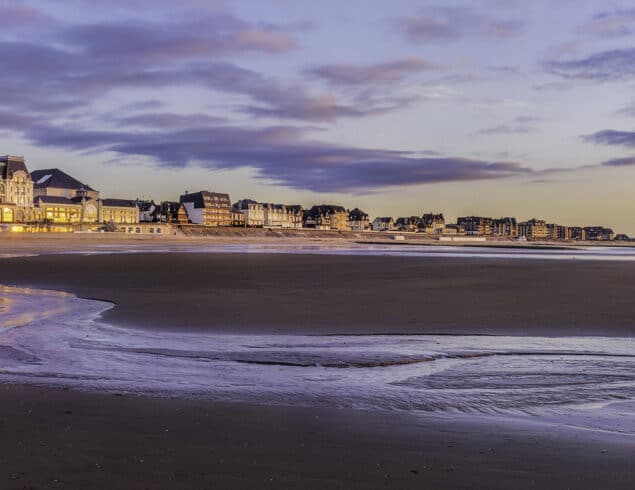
top-left (1, 251), bottom-right (635, 335)
top-left (1, 240), bottom-right (635, 488)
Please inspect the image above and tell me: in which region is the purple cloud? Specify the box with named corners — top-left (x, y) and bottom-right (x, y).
top-left (61, 15), bottom-right (298, 63)
top-left (583, 130), bottom-right (635, 147)
top-left (0, 113), bottom-right (533, 193)
top-left (306, 58), bottom-right (442, 86)
top-left (544, 48), bottom-right (635, 81)
top-left (617, 102), bottom-right (635, 117)
top-left (0, 15), bottom-right (417, 123)
top-left (115, 113), bottom-right (226, 128)
top-left (581, 9), bottom-right (635, 38)
top-left (602, 156), bottom-right (635, 166)
top-left (475, 115), bottom-right (542, 135)
top-left (397, 7), bottom-right (524, 43)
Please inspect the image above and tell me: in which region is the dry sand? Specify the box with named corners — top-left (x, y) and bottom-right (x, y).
top-left (1, 249), bottom-right (635, 488)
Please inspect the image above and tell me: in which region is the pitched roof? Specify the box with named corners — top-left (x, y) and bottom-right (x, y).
top-left (36, 195), bottom-right (81, 206)
top-left (100, 198), bottom-right (138, 208)
top-left (348, 208), bottom-right (368, 220)
top-left (374, 216), bottom-right (393, 223)
top-left (306, 205), bottom-right (347, 218)
top-left (0, 155), bottom-right (30, 180)
top-left (180, 191), bottom-right (231, 208)
top-left (30, 168), bottom-right (95, 191)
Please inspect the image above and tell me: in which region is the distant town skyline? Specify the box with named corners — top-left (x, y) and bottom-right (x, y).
top-left (2, 1), bottom-right (635, 233)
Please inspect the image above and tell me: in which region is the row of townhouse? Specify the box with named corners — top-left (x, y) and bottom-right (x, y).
top-left (132, 190), bottom-right (372, 231)
top-left (367, 211), bottom-right (626, 241)
top-left (2, 155), bottom-right (627, 239)
top-left (372, 213), bottom-right (446, 233)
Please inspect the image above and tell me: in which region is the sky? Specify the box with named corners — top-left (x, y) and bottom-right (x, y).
top-left (1, 0), bottom-right (635, 233)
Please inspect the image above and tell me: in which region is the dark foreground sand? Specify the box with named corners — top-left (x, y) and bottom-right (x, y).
top-left (2, 252), bottom-right (635, 335)
top-left (1, 252), bottom-right (635, 489)
top-left (0, 385), bottom-right (633, 490)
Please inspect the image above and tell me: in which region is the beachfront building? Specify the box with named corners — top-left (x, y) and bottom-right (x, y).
top-left (287, 205), bottom-right (304, 229)
top-left (304, 205), bottom-right (349, 230)
top-left (0, 155), bottom-right (34, 223)
top-left (31, 168), bottom-right (139, 224)
top-left (231, 209), bottom-right (245, 227)
top-left (568, 227), bottom-right (586, 241)
top-left (519, 219), bottom-right (548, 240)
top-left (492, 217), bottom-right (519, 238)
top-left (419, 213), bottom-right (445, 234)
top-left (31, 168), bottom-right (99, 224)
top-left (444, 224), bottom-right (462, 235)
top-left (263, 203), bottom-right (297, 228)
top-left (395, 216), bottom-right (419, 232)
top-left (180, 191), bottom-right (232, 227)
top-left (457, 216), bottom-right (493, 236)
top-left (233, 199), bottom-right (265, 227)
top-left (134, 200), bottom-right (160, 222)
top-left (372, 216), bottom-right (395, 231)
top-left (546, 223), bottom-right (568, 240)
top-left (159, 201), bottom-right (189, 224)
top-left (348, 208), bottom-right (370, 231)
top-left (584, 226), bottom-right (615, 241)
top-left (99, 199), bottom-right (139, 224)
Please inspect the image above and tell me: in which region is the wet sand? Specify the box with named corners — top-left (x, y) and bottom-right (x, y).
top-left (1, 251), bottom-right (635, 488)
top-left (1, 252), bottom-right (635, 335)
top-left (0, 384), bottom-right (633, 490)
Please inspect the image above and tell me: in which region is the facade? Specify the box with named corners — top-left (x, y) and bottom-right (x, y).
top-left (263, 203), bottom-right (297, 228)
top-left (584, 226), bottom-right (614, 241)
top-left (286, 205), bottom-right (304, 229)
top-left (0, 155), bottom-right (34, 223)
top-left (348, 208), bottom-right (370, 231)
top-left (568, 227), bottom-right (586, 241)
top-left (546, 223), bottom-right (569, 240)
top-left (419, 213), bottom-right (445, 234)
top-left (492, 217), bottom-right (518, 238)
top-left (457, 216), bottom-right (493, 236)
top-left (372, 216), bottom-right (395, 231)
top-left (519, 219), bottom-right (548, 239)
top-left (304, 205), bottom-right (349, 230)
top-left (31, 168), bottom-right (138, 224)
top-left (180, 191), bottom-right (232, 226)
top-left (233, 199), bottom-right (265, 227)
top-left (231, 210), bottom-right (245, 227)
top-left (444, 224), bottom-right (462, 235)
top-left (99, 199), bottom-right (139, 224)
top-left (159, 201), bottom-right (189, 224)
top-left (135, 200), bottom-right (159, 222)
top-left (395, 216), bottom-right (419, 232)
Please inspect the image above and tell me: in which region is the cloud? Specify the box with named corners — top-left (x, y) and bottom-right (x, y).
top-left (396, 7), bottom-right (524, 44)
top-left (544, 48), bottom-right (635, 81)
top-left (601, 156), bottom-right (635, 166)
top-left (616, 102), bottom-right (635, 117)
top-left (581, 9), bottom-right (635, 38)
top-left (583, 130), bottom-right (635, 147)
top-left (61, 15), bottom-right (299, 62)
top-left (0, 9), bottom-right (417, 123)
top-left (305, 58), bottom-right (442, 86)
top-left (115, 113), bottom-right (226, 128)
top-left (475, 115), bottom-right (542, 135)
top-left (0, 114), bottom-right (533, 193)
